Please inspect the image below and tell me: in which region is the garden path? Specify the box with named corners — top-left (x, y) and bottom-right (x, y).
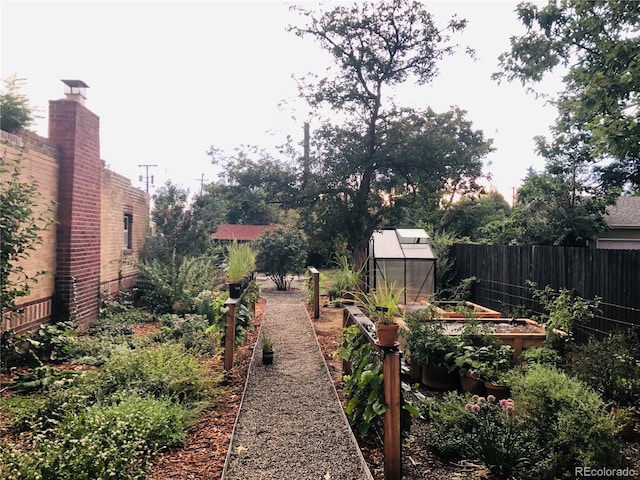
top-left (222, 278), bottom-right (374, 480)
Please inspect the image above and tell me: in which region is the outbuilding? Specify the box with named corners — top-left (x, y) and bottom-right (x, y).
top-left (367, 228), bottom-right (437, 305)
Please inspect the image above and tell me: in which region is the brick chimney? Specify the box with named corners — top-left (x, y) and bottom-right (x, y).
top-left (49, 80), bottom-right (101, 329)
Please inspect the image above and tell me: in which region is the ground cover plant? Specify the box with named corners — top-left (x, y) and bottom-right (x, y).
top-left (0, 281), bottom-right (252, 480)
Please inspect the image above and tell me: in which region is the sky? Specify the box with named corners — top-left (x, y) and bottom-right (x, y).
top-left (1, 0), bottom-right (564, 205)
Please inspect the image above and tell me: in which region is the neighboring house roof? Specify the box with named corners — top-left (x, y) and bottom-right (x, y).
top-left (211, 224), bottom-right (279, 241)
top-left (604, 197), bottom-right (640, 229)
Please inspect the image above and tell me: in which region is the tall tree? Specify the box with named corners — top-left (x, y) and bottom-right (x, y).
top-left (288, 0), bottom-right (491, 268)
top-left (151, 181), bottom-right (209, 258)
top-left (494, 0), bottom-right (640, 192)
top-left (439, 189), bottom-right (511, 241)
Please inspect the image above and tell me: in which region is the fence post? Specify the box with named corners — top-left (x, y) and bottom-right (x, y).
top-left (383, 347), bottom-right (402, 480)
top-left (312, 268), bottom-right (320, 319)
top-left (224, 298), bottom-right (237, 371)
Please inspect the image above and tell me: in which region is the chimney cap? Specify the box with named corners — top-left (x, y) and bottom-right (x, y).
top-left (61, 79), bottom-right (89, 89)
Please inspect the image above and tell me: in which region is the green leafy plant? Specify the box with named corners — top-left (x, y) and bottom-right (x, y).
top-left (528, 281), bottom-right (600, 345)
top-left (1, 147), bottom-right (55, 314)
top-left (337, 325), bottom-right (417, 439)
top-left (476, 345), bottom-right (515, 385)
top-left (225, 239), bottom-right (257, 283)
top-left (136, 253), bottom-right (222, 314)
top-left (568, 330), bottom-right (640, 410)
top-left (331, 254), bottom-right (365, 296)
top-left (403, 313), bottom-right (459, 371)
top-left (0, 395), bottom-right (191, 480)
top-left (255, 227), bottom-right (307, 291)
top-left (356, 278), bottom-right (403, 325)
top-left (465, 395), bottom-right (533, 477)
top-left (338, 325), bottom-right (387, 436)
top-left (97, 344), bottom-right (212, 406)
top-left (508, 364), bottom-right (621, 478)
top-left (261, 334), bottom-right (274, 353)
top-left (519, 346), bottom-right (561, 371)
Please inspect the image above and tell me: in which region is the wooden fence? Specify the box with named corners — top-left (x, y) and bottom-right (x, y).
top-left (450, 244), bottom-right (640, 339)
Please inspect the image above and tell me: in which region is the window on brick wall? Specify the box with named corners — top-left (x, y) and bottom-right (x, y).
top-left (124, 214), bottom-right (133, 251)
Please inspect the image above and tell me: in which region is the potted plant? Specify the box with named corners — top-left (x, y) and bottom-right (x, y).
top-left (477, 344), bottom-right (515, 400)
top-left (261, 334), bottom-right (274, 365)
top-left (357, 278), bottom-right (402, 347)
top-left (404, 313), bottom-right (460, 390)
top-left (226, 240), bottom-right (257, 298)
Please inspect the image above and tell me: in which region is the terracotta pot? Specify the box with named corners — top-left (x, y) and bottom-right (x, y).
top-left (484, 381), bottom-right (511, 400)
top-left (421, 365), bottom-right (459, 391)
top-left (459, 371), bottom-right (485, 396)
top-left (376, 323), bottom-right (399, 347)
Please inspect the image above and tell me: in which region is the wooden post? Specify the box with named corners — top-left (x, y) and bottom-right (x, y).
top-left (224, 298), bottom-right (237, 371)
top-left (313, 269), bottom-right (320, 319)
top-left (383, 348), bottom-right (402, 480)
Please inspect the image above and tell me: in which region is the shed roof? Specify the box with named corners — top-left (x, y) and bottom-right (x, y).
top-left (370, 228), bottom-right (436, 259)
top-left (211, 224), bottom-right (278, 241)
top-left (605, 197), bottom-right (640, 229)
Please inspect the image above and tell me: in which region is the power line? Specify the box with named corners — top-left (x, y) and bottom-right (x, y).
top-left (137, 164), bottom-right (157, 193)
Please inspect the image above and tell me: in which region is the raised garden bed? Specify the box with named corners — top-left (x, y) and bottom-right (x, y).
top-left (405, 301), bottom-right (502, 318)
top-left (439, 317), bottom-right (546, 358)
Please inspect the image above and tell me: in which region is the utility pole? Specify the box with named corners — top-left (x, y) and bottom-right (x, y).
top-left (196, 173), bottom-right (208, 196)
top-left (137, 164), bottom-right (157, 193)
top-left (302, 122), bottom-right (310, 189)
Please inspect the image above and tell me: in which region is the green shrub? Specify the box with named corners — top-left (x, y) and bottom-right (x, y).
top-left (568, 330), bottom-right (640, 409)
top-left (423, 391), bottom-right (476, 459)
top-left (0, 395), bottom-right (190, 480)
top-left (136, 253), bottom-right (222, 314)
top-left (153, 313), bottom-right (221, 355)
top-left (97, 344), bottom-right (212, 405)
top-left (508, 364), bottom-right (621, 479)
top-left (519, 346), bottom-right (561, 370)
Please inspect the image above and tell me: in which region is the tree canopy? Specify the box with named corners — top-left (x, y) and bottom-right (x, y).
top-left (0, 75), bottom-right (35, 133)
top-left (494, 0), bottom-right (640, 192)
top-left (208, 0), bottom-right (492, 268)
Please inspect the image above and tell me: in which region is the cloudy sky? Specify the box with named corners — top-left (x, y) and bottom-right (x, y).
top-left (2, 0), bottom-right (562, 204)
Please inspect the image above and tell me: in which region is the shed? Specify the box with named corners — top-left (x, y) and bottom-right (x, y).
top-left (367, 228), bottom-right (436, 305)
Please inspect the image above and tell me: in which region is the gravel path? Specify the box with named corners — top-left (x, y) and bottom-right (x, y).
top-left (222, 285), bottom-right (373, 480)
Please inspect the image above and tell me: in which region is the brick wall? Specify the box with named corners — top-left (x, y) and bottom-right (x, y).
top-left (1, 132), bottom-right (59, 332)
top-left (49, 99), bottom-right (102, 329)
top-left (1, 97), bottom-right (150, 333)
top-left (100, 168), bottom-right (150, 297)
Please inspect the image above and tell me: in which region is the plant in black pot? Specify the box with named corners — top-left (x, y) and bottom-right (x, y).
top-left (261, 334), bottom-right (274, 365)
top-left (226, 240), bottom-right (257, 299)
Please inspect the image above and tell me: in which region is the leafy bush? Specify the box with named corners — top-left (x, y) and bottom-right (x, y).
top-left (0, 395), bottom-right (190, 480)
top-left (1, 321), bottom-right (78, 372)
top-left (255, 227), bottom-right (307, 290)
top-left (465, 396), bottom-right (533, 477)
top-left (97, 344), bottom-right (212, 405)
top-left (153, 313), bottom-right (221, 355)
top-left (528, 281), bottom-right (600, 346)
top-left (508, 364), bottom-right (621, 479)
top-left (338, 325), bottom-right (386, 436)
top-left (403, 313), bottom-right (459, 370)
top-left (519, 346), bottom-right (561, 370)
top-left (423, 391), bottom-right (477, 459)
top-left (136, 253), bottom-right (222, 313)
top-left (568, 330), bottom-right (640, 409)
